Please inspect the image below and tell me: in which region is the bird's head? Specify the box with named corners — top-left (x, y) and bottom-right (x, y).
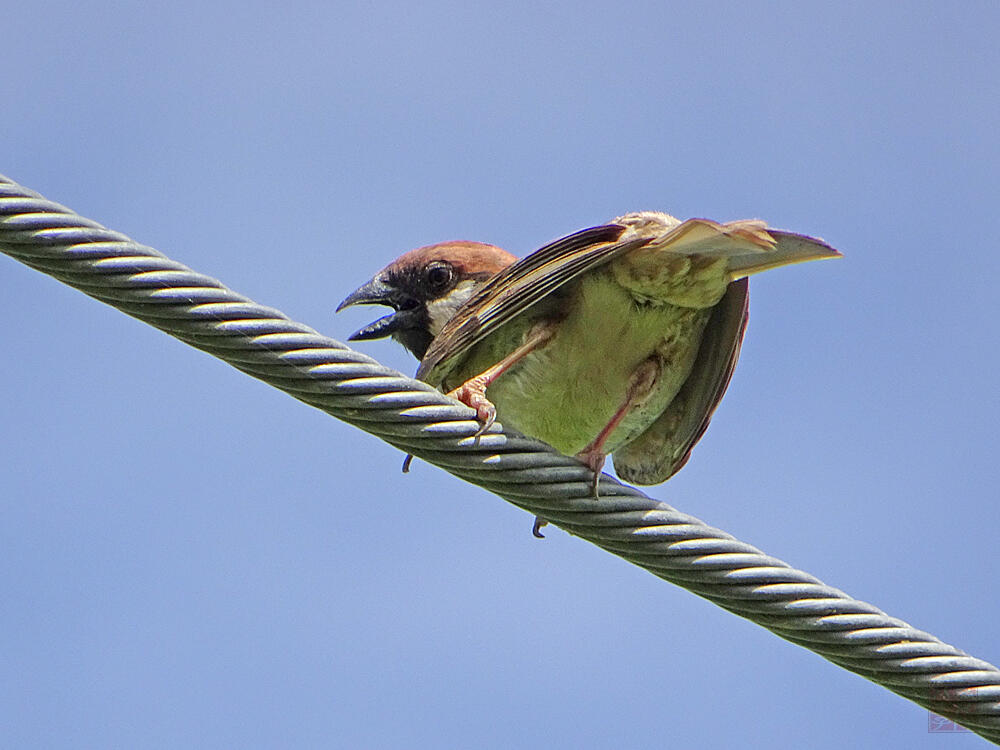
top-left (337, 241), bottom-right (516, 359)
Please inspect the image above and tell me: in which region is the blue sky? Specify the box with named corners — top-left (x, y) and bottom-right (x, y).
top-left (2, 2), bottom-right (998, 747)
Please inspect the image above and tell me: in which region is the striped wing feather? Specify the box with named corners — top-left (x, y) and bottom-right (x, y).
top-left (416, 224), bottom-right (650, 384)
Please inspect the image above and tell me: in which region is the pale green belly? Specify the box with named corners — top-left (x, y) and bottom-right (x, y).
top-left (448, 273), bottom-right (711, 456)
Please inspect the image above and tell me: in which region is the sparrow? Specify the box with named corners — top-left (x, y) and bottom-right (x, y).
top-left (338, 212), bottom-right (839, 534)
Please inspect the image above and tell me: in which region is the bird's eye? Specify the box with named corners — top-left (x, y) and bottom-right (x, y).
top-left (424, 262), bottom-right (453, 289)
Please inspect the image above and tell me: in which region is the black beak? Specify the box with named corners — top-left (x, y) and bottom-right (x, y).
top-left (336, 276), bottom-right (397, 313)
top-left (337, 276), bottom-right (421, 341)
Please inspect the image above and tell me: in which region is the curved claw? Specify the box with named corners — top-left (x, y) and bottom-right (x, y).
top-left (473, 406), bottom-right (496, 437)
top-left (532, 516), bottom-right (547, 538)
top-left (575, 449), bottom-right (607, 499)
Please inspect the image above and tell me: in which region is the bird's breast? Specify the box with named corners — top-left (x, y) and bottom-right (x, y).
top-left (449, 271), bottom-right (712, 455)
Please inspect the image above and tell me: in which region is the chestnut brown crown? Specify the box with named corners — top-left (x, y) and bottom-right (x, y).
top-left (337, 241), bottom-right (516, 359)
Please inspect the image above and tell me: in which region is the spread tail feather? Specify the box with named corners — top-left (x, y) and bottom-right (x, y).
top-left (726, 230), bottom-right (841, 280)
top-left (618, 215), bottom-right (841, 279)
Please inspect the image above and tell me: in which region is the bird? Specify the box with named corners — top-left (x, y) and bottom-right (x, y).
top-left (338, 211), bottom-right (839, 534)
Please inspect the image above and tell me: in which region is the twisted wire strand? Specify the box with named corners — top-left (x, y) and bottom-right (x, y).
top-left (2, 174), bottom-right (998, 743)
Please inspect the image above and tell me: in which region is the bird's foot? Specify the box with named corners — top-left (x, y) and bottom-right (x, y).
top-left (571, 358), bottom-right (660, 498)
top-left (447, 376), bottom-right (496, 438)
top-left (575, 448), bottom-right (607, 498)
top-left (401, 454), bottom-right (414, 473)
top-left (532, 516), bottom-right (548, 538)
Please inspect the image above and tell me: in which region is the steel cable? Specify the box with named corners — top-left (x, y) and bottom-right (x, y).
top-left (2, 174), bottom-right (998, 743)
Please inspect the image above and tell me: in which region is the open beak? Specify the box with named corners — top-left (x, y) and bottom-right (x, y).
top-left (337, 276), bottom-right (420, 341)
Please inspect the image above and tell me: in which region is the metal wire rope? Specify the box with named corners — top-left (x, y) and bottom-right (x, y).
top-left (2, 173), bottom-right (998, 743)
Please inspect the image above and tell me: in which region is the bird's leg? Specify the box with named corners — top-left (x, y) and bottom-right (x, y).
top-left (447, 320), bottom-right (556, 438)
top-left (401, 321), bottom-right (555, 473)
top-left (576, 357), bottom-right (660, 497)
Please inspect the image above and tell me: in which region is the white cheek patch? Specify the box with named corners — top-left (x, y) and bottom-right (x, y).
top-left (426, 280), bottom-right (478, 336)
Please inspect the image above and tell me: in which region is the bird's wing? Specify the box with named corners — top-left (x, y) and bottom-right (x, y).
top-left (612, 277), bottom-right (749, 485)
top-left (416, 224), bottom-right (650, 384)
